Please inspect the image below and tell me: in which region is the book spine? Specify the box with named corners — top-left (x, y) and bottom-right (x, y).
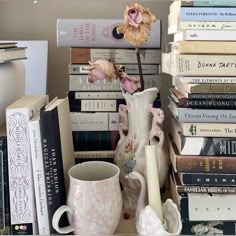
top-left (68, 63), bottom-right (161, 75)
top-left (169, 54), bottom-right (236, 76)
top-left (69, 48), bottom-right (162, 65)
top-left (175, 79), bottom-right (236, 93)
top-left (177, 185), bottom-right (236, 194)
top-left (70, 112), bottom-right (120, 131)
top-left (176, 155), bottom-right (236, 173)
top-left (74, 150), bottom-right (115, 159)
top-left (69, 99), bottom-right (126, 112)
top-left (179, 7), bottom-right (236, 21)
top-left (180, 192), bottom-right (236, 221)
top-left (182, 99), bottom-right (236, 109)
top-left (72, 130), bottom-right (119, 151)
top-left (6, 110), bottom-right (38, 235)
top-left (170, 119), bottom-right (236, 155)
top-left (57, 19), bottom-right (161, 48)
top-left (174, 29), bottom-right (236, 42)
top-left (68, 91), bottom-right (124, 99)
top-left (69, 74), bottom-right (121, 91)
top-left (69, 74), bottom-right (162, 92)
top-left (180, 172), bottom-right (236, 186)
top-left (28, 119), bottom-right (50, 235)
top-left (169, 21), bottom-right (236, 34)
top-left (175, 76), bottom-right (236, 84)
top-left (0, 147), bottom-right (4, 232)
top-left (169, 99), bottom-right (236, 123)
top-left (180, 122), bottom-right (236, 137)
top-left (181, 221), bottom-right (236, 235)
top-left (40, 108), bottom-right (67, 234)
top-left (188, 93), bottom-right (236, 99)
top-left (0, 136), bottom-right (11, 235)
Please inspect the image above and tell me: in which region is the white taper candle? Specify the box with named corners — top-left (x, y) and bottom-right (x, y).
top-left (145, 144), bottom-right (163, 223)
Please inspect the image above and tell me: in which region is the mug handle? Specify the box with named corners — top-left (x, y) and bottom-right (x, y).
top-left (52, 205), bottom-right (74, 234)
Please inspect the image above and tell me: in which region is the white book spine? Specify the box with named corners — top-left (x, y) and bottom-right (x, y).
top-left (70, 91), bottom-right (124, 99)
top-left (188, 193), bottom-right (236, 221)
top-left (69, 74), bottom-right (162, 91)
top-left (68, 64), bottom-right (161, 75)
top-left (6, 95), bottom-right (48, 235)
top-left (69, 74), bottom-right (121, 91)
top-left (29, 119), bottom-right (50, 235)
top-left (174, 29), bottom-right (236, 42)
top-left (167, 54), bottom-right (236, 76)
top-left (70, 112), bottom-right (120, 131)
top-left (57, 19), bottom-right (161, 48)
top-left (81, 100), bottom-right (118, 112)
top-left (168, 21), bottom-right (236, 34)
top-left (180, 122), bottom-right (236, 137)
top-left (174, 76), bottom-right (236, 84)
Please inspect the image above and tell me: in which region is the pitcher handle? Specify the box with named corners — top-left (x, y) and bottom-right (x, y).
top-left (52, 205), bottom-right (74, 234)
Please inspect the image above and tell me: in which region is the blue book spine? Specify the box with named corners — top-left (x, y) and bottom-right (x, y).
top-left (193, 0), bottom-right (236, 7)
top-left (180, 7), bottom-right (236, 21)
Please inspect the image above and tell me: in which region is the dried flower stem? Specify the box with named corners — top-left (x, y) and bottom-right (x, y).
top-left (135, 47), bottom-right (144, 91)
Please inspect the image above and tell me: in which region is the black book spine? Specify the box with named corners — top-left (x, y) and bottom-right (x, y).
top-left (181, 172), bottom-right (236, 186)
top-left (0, 136), bottom-right (11, 235)
top-left (40, 108), bottom-right (67, 234)
top-left (185, 99), bottom-right (236, 109)
top-left (72, 131), bottom-right (120, 151)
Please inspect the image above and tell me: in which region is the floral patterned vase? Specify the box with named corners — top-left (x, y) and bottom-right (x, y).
top-left (114, 87), bottom-right (169, 218)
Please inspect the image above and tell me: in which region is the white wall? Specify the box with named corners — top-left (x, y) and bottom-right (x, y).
top-left (0, 0), bottom-right (172, 124)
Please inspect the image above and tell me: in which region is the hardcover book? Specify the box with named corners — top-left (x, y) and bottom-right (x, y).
top-left (72, 130), bottom-right (119, 151)
top-left (168, 97), bottom-right (236, 123)
top-left (179, 192), bottom-right (236, 221)
top-left (6, 95), bottom-right (49, 235)
top-left (168, 134), bottom-right (236, 173)
top-left (40, 97), bottom-right (74, 234)
top-left (70, 112), bottom-right (120, 131)
top-left (162, 53), bottom-right (236, 76)
top-left (169, 167), bottom-right (236, 195)
top-left (174, 78), bottom-right (236, 94)
top-left (168, 21), bottom-right (236, 34)
top-left (170, 118), bottom-right (236, 156)
top-left (68, 91), bottom-right (124, 100)
top-left (28, 113), bottom-right (50, 235)
top-left (57, 19), bottom-right (161, 48)
top-left (0, 47), bottom-right (27, 63)
top-left (69, 99), bottom-right (126, 112)
top-left (179, 172), bottom-right (236, 186)
top-left (174, 29), bottom-right (236, 42)
top-left (170, 40), bottom-right (236, 54)
top-left (69, 63), bottom-right (161, 75)
top-left (169, 88), bottom-right (236, 109)
top-left (69, 48), bottom-right (162, 64)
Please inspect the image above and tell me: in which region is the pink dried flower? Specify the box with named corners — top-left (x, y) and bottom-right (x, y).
top-left (88, 59), bottom-right (117, 83)
top-left (121, 72), bottom-right (140, 94)
top-left (117, 3), bottom-right (156, 47)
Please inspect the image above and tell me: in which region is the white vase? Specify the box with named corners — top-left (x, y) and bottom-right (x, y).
top-left (114, 87), bottom-right (169, 218)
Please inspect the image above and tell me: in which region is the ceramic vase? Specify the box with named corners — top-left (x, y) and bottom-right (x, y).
top-left (114, 87), bottom-right (169, 218)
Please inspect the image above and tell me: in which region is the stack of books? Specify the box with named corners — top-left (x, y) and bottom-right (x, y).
top-left (162, 0), bottom-right (236, 234)
top-left (57, 18), bottom-right (162, 164)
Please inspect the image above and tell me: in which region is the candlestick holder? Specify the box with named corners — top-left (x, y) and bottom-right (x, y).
top-left (127, 171), bottom-right (182, 236)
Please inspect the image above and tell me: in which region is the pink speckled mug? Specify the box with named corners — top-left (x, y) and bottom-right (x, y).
top-left (52, 161), bottom-right (122, 235)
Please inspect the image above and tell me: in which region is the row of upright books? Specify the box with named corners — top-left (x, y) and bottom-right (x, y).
top-left (56, 18), bottom-right (163, 163)
top-left (162, 0), bottom-right (236, 235)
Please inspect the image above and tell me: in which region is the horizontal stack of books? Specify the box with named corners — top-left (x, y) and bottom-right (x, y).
top-left (56, 18), bottom-right (162, 164)
top-left (163, 0), bottom-right (236, 234)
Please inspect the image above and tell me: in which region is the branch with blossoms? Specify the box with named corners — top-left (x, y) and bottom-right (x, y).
top-left (88, 3), bottom-right (156, 94)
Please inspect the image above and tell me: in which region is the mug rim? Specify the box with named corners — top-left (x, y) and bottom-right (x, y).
top-left (69, 161), bottom-right (120, 182)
